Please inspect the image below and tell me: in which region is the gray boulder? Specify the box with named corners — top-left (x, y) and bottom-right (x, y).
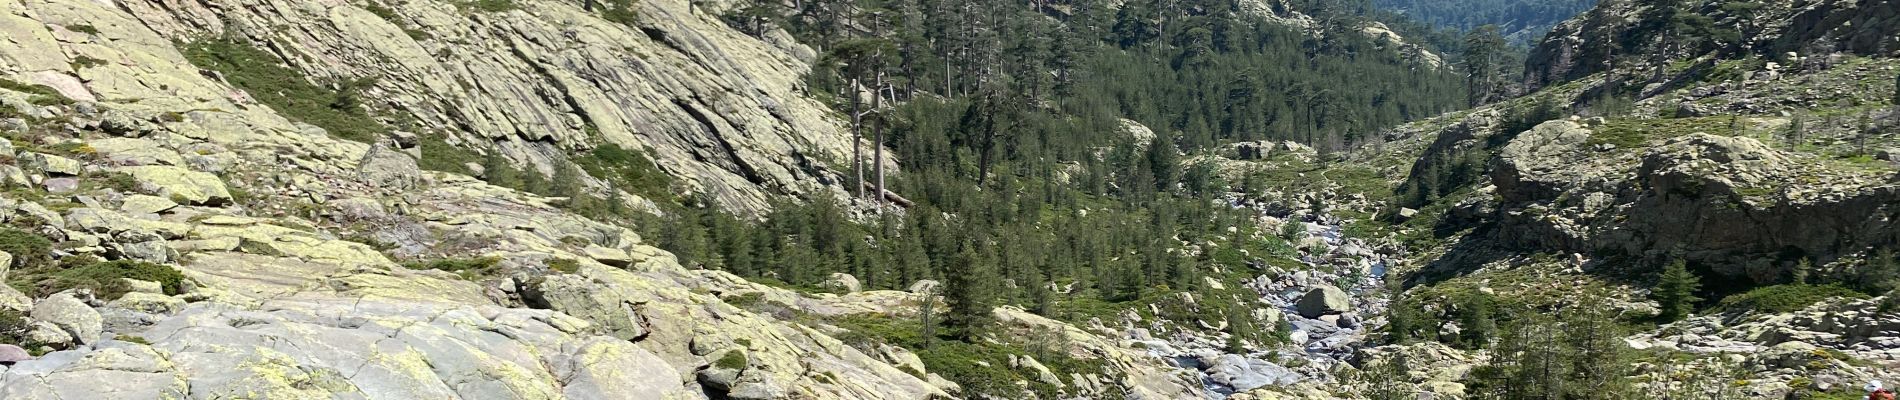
top-left (31, 293), bottom-right (103, 345)
top-left (821, 272), bottom-right (862, 293)
top-left (1296, 284), bottom-right (1351, 318)
top-left (357, 144), bottom-right (422, 191)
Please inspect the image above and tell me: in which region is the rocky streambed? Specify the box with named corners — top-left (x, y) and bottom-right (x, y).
top-left (1136, 197), bottom-right (1401, 398)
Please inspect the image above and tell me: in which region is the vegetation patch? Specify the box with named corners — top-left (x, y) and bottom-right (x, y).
top-left (180, 35), bottom-right (388, 143)
top-left (714, 349), bottom-right (748, 369)
top-left (573, 143), bottom-right (674, 203)
top-left (1715, 284), bottom-right (1867, 314)
top-left (9, 256), bottom-right (187, 300)
top-left (401, 256), bottom-right (503, 280)
top-left (416, 134), bottom-right (482, 174)
top-left (458, 0), bottom-right (518, 12)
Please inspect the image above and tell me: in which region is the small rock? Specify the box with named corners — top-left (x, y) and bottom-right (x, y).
top-left (41, 177), bottom-right (78, 193)
top-left (120, 279), bottom-right (164, 294)
top-left (26, 321), bottom-right (73, 347)
top-left (583, 246), bottom-right (633, 267)
top-left (0, 344), bottom-right (31, 364)
top-left (908, 279), bottom-right (940, 294)
top-left (108, 292), bottom-right (183, 314)
top-left (118, 195), bottom-right (178, 215)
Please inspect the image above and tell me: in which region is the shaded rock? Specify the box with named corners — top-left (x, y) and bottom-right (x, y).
top-left (908, 280), bottom-right (940, 294)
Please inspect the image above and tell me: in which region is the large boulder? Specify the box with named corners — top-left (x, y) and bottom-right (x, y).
top-left (20, 152), bottom-right (83, 176)
top-left (31, 293), bottom-right (103, 345)
top-left (357, 144), bottom-right (421, 191)
top-left (116, 165), bottom-right (233, 205)
top-left (821, 272), bottom-right (862, 293)
top-left (1296, 285), bottom-right (1351, 318)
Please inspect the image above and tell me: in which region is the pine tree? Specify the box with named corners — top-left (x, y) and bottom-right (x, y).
top-left (1563, 301), bottom-right (1636, 399)
top-left (482, 151), bottom-right (522, 189)
top-left (942, 243), bottom-right (995, 341)
top-left (1654, 259), bottom-right (1702, 322)
top-left (1462, 25), bottom-right (1507, 106)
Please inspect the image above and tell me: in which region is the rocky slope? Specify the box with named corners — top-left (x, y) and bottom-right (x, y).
top-left (9, 0), bottom-right (866, 215)
top-left (1526, 0), bottom-right (1900, 91)
top-left (1302, 6), bottom-right (1900, 393)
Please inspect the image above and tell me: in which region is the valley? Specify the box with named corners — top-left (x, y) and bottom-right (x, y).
top-left (0, 0), bottom-right (1894, 399)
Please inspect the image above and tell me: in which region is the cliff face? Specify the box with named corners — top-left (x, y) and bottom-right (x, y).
top-left (33, 0), bottom-right (865, 215)
top-left (1525, 0), bottom-right (1900, 91)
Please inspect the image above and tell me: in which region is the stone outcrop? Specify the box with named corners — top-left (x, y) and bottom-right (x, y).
top-left (1488, 121), bottom-right (1900, 280)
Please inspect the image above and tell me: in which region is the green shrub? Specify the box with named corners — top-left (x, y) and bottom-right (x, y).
top-left (70, 56), bottom-right (107, 70)
top-left (417, 134), bottom-right (482, 174)
top-left (0, 228), bottom-right (53, 272)
top-left (574, 143), bottom-right (673, 202)
top-left (714, 349), bottom-right (748, 369)
top-left (0, 79), bottom-right (61, 99)
top-left (114, 334), bottom-right (151, 345)
top-left (402, 256), bottom-right (502, 279)
top-left (1716, 284), bottom-right (1867, 314)
top-left (0, 309), bottom-right (44, 349)
top-left (36, 259), bottom-right (187, 299)
top-left (180, 35), bottom-right (388, 143)
top-left (547, 258), bottom-right (579, 274)
top-left (65, 24), bottom-right (99, 35)
top-left (461, 0), bottom-right (518, 12)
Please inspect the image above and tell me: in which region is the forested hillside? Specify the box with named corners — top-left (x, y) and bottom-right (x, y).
top-left (1372, 0), bottom-right (1596, 43)
top-left (649, 0), bottom-right (1464, 316)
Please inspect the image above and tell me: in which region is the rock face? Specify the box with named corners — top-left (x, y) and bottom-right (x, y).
top-left (1296, 285), bottom-right (1351, 318)
top-left (93, 0), bottom-right (873, 215)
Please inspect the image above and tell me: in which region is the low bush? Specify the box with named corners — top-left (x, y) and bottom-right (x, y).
top-left (25, 258), bottom-right (187, 299)
top-left (402, 256), bottom-right (502, 279)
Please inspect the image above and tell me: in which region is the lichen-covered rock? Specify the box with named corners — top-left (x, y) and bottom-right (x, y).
top-left (20, 152), bottom-right (83, 176)
top-left (89, 138), bottom-right (183, 166)
top-left (1296, 285), bottom-right (1351, 318)
top-left (357, 144), bottom-right (422, 192)
top-left (31, 293), bottom-right (102, 345)
top-left (116, 165), bottom-right (232, 206)
top-left (821, 272), bottom-right (862, 293)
